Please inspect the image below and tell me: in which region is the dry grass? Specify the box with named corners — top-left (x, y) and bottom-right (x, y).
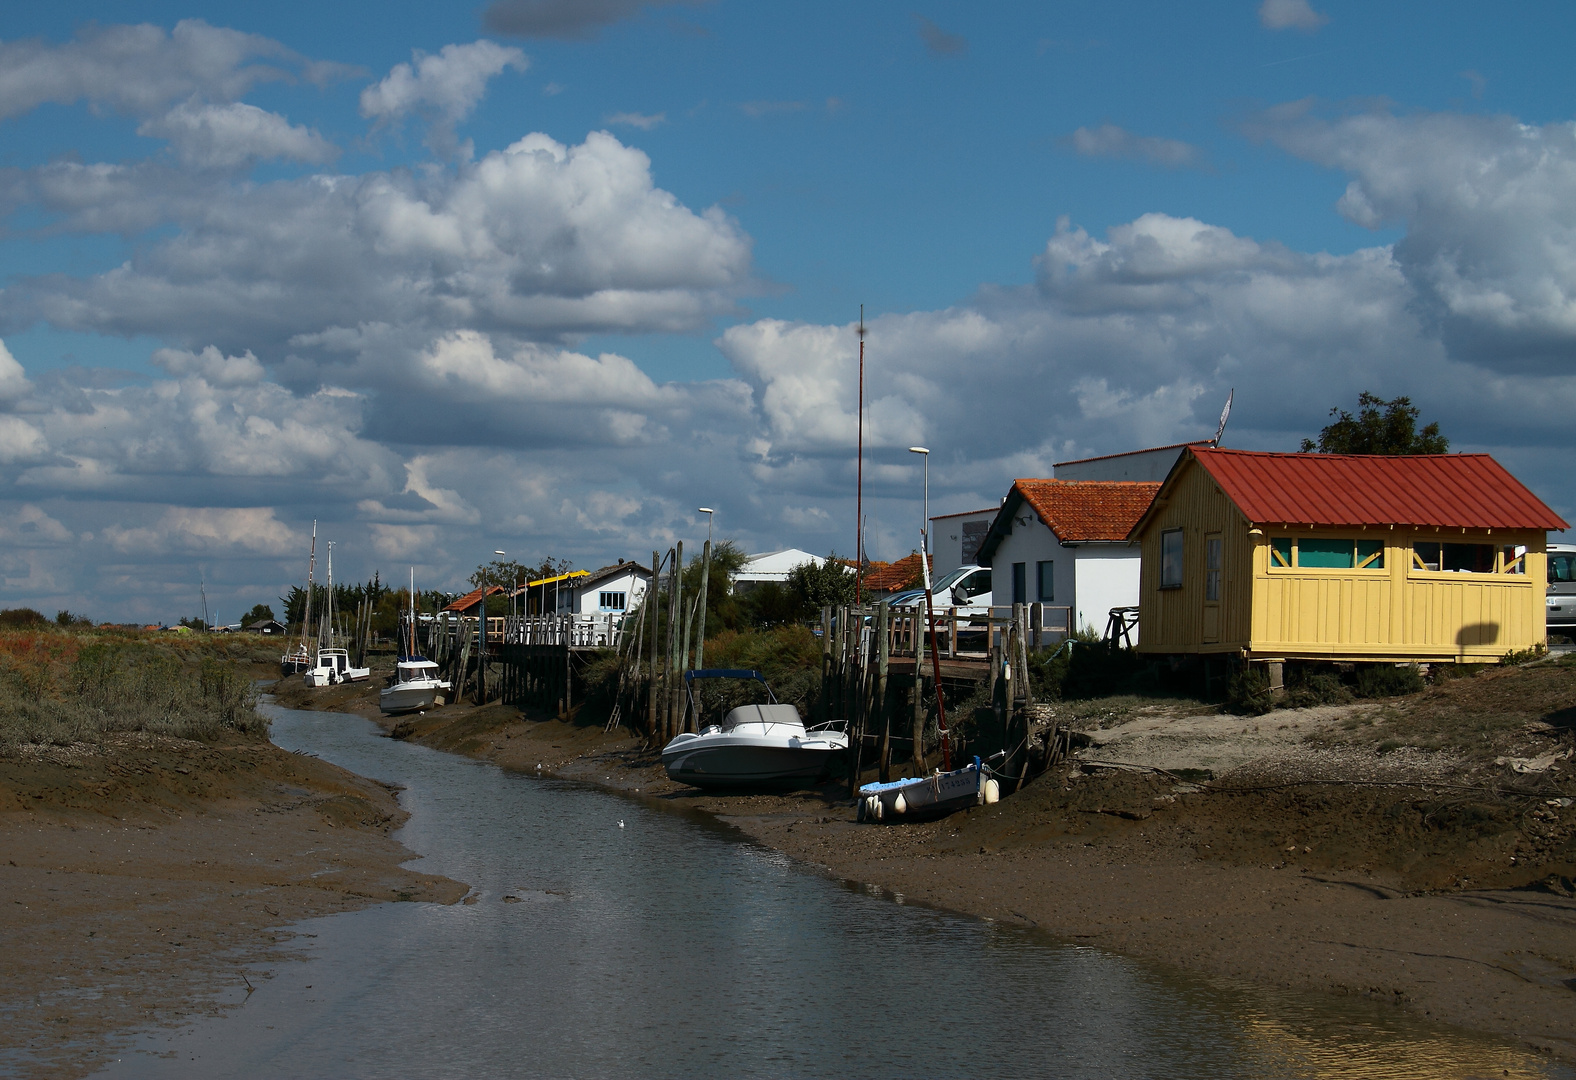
top-left (0, 628), bottom-right (268, 751)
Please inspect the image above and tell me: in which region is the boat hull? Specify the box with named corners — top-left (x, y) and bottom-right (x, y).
top-left (379, 681), bottom-right (446, 714)
top-left (858, 762), bottom-right (998, 822)
top-left (280, 654), bottom-right (311, 675)
top-left (661, 732), bottom-right (847, 789)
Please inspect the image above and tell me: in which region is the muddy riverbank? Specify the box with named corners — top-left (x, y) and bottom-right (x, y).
top-left (0, 726), bottom-right (465, 1079)
top-left (282, 669), bottom-right (1576, 1064)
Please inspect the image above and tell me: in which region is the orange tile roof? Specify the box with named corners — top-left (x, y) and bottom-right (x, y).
top-left (1185, 448), bottom-right (1568, 531)
top-left (442, 584), bottom-right (507, 613)
top-left (862, 552), bottom-right (930, 592)
top-left (1012, 479), bottom-right (1163, 542)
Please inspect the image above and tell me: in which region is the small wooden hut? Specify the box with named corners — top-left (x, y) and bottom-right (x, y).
top-left (1128, 447), bottom-right (1568, 663)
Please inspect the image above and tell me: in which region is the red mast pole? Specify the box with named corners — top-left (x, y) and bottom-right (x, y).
top-left (856, 306), bottom-right (865, 604)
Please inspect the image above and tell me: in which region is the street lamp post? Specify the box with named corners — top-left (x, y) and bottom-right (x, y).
top-left (694, 508), bottom-right (714, 682)
top-left (908, 447), bottom-right (930, 556)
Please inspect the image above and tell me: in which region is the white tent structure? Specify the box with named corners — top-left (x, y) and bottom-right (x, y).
top-left (732, 549), bottom-right (825, 594)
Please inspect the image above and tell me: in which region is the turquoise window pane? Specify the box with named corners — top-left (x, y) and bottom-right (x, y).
top-left (1270, 538), bottom-right (1293, 567)
top-left (1298, 538), bottom-right (1354, 568)
top-left (1356, 540), bottom-right (1383, 568)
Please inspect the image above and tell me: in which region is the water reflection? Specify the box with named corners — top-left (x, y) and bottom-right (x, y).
top-left (95, 705), bottom-right (1567, 1079)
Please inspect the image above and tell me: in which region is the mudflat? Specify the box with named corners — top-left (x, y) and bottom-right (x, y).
top-left (321, 666), bottom-right (1576, 1065)
top-left (0, 729), bottom-right (465, 1079)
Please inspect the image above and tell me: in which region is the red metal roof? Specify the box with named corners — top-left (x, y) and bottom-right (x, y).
top-left (1186, 448), bottom-right (1568, 530)
top-left (1013, 479), bottom-right (1163, 542)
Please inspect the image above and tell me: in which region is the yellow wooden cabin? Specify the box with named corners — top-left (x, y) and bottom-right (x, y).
top-left (1128, 447), bottom-right (1568, 663)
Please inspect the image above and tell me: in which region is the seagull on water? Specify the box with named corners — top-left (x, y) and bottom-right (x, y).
top-left (618, 820), bottom-right (625, 828)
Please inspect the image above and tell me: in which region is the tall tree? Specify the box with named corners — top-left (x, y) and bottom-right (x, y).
top-left (1299, 392), bottom-right (1449, 455)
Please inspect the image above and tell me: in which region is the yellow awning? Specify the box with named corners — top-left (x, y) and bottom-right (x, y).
top-left (524, 570), bottom-right (589, 588)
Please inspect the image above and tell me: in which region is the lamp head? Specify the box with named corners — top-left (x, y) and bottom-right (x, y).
top-left (698, 507), bottom-right (713, 515)
top-left (907, 446), bottom-right (930, 455)
top-left (493, 550), bottom-right (506, 556)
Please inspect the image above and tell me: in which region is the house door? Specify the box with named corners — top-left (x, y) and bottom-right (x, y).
top-left (1202, 533), bottom-right (1222, 644)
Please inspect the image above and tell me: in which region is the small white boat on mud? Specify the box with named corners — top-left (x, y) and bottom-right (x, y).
top-left (858, 757), bottom-right (1001, 822)
top-left (302, 542), bottom-right (369, 687)
top-left (379, 656), bottom-right (448, 713)
top-left (379, 571), bottom-right (448, 713)
top-left (661, 670), bottom-right (848, 789)
top-left (305, 647), bottom-right (370, 687)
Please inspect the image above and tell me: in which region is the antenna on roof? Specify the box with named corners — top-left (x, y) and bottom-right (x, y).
top-left (1212, 388), bottom-right (1234, 447)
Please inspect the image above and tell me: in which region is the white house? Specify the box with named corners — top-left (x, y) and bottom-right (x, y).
top-left (517, 561), bottom-right (651, 616)
top-left (976, 479), bottom-right (1160, 639)
top-left (928, 507), bottom-right (998, 578)
top-left (732, 549), bottom-right (824, 594)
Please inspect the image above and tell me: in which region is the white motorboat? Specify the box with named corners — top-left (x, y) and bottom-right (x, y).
top-left (661, 669), bottom-right (848, 788)
top-left (304, 647), bottom-right (370, 686)
top-left (379, 657), bottom-right (448, 713)
top-left (379, 570), bottom-right (449, 713)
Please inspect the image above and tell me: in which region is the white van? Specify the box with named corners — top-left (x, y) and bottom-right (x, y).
top-left (888, 565), bottom-right (993, 616)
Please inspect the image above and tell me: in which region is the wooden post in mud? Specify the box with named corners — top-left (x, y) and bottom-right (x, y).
top-left (647, 551), bottom-right (659, 738)
top-left (667, 542), bottom-right (683, 741)
top-left (876, 601), bottom-right (891, 783)
top-left (825, 605), bottom-right (838, 725)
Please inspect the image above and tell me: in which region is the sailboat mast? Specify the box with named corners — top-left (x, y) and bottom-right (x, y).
top-left (855, 305), bottom-right (865, 604)
top-left (301, 520), bottom-right (317, 652)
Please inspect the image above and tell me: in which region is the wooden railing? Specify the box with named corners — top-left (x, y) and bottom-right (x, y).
top-left (879, 602), bottom-right (1072, 658)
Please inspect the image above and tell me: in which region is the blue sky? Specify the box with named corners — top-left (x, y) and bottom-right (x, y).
top-left (1, 1), bottom-right (1575, 622)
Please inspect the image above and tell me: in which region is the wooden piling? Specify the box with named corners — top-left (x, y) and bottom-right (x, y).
top-left (876, 601), bottom-right (891, 783)
top-left (647, 550), bottom-right (659, 738)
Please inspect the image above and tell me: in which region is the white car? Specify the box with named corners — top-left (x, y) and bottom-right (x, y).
top-left (1547, 543), bottom-right (1576, 635)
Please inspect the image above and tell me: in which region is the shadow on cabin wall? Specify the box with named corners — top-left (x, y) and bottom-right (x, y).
top-left (1457, 622), bottom-right (1501, 647)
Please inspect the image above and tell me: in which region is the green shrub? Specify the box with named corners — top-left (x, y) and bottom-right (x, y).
top-left (1283, 666), bottom-right (1354, 708)
top-left (1500, 643), bottom-right (1548, 666)
top-left (1354, 663), bottom-right (1425, 698)
top-left (1224, 664), bottom-right (1274, 715)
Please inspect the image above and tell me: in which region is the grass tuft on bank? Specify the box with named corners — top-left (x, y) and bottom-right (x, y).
top-left (0, 628), bottom-right (269, 751)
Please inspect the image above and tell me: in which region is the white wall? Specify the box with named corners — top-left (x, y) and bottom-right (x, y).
top-left (1072, 547), bottom-right (1143, 640)
top-left (984, 511), bottom-right (1074, 610)
top-left (1055, 445), bottom-right (1189, 482)
top-left (571, 571), bottom-right (649, 615)
top-left (984, 509), bottom-right (1143, 641)
top-left (930, 510), bottom-right (997, 577)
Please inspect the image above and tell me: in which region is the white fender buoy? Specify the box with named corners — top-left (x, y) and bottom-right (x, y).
top-left (983, 778), bottom-right (1000, 804)
top-left (893, 793), bottom-right (907, 815)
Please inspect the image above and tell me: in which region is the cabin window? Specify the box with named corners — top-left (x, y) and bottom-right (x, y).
top-left (1205, 535), bottom-right (1222, 600)
top-left (598, 591), bottom-right (626, 611)
top-left (1012, 563), bottom-right (1027, 605)
top-left (1036, 560), bottom-right (1054, 602)
top-left (1501, 546), bottom-right (1526, 575)
top-left (1412, 542), bottom-right (1498, 574)
top-left (1160, 529), bottom-right (1184, 589)
top-left (1268, 537), bottom-right (1384, 570)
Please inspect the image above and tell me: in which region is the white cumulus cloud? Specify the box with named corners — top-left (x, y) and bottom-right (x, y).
top-left (139, 98), bottom-right (338, 168)
top-left (0, 19), bottom-right (353, 121)
top-left (1259, 0), bottom-right (1328, 32)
